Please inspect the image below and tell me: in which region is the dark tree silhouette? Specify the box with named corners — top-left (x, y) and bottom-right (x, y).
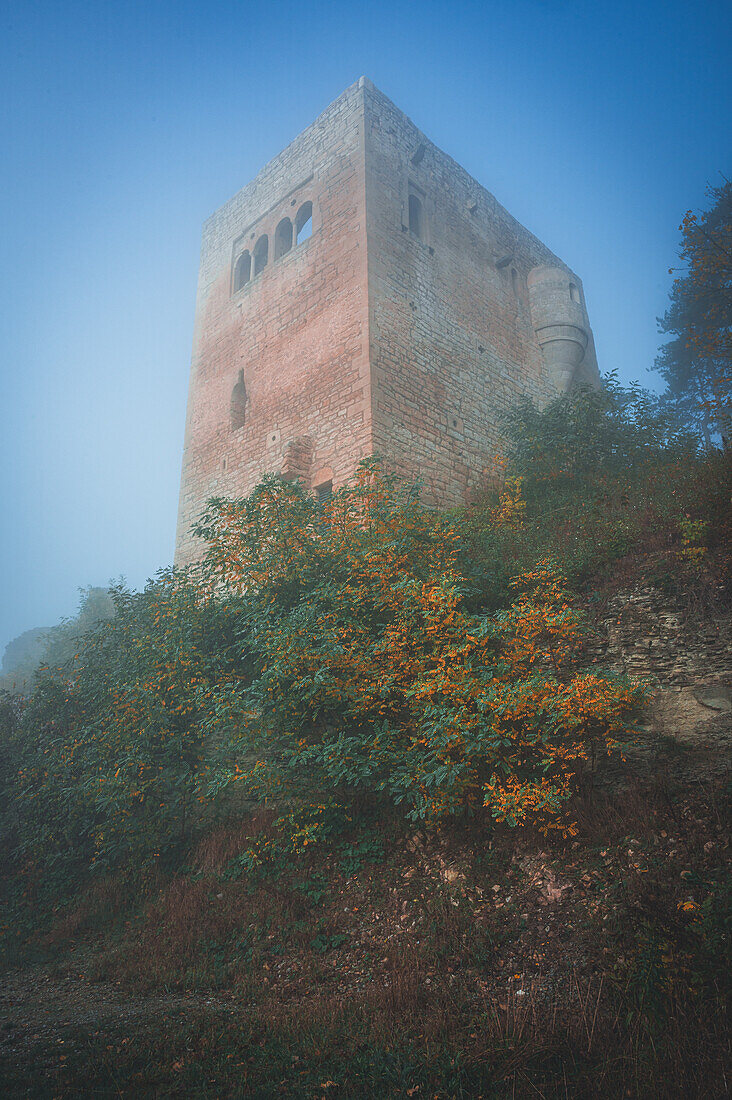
top-left (655, 178), bottom-right (731, 447)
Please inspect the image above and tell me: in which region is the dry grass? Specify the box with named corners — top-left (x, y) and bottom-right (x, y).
top-left (191, 809), bottom-right (276, 875)
top-left (2, 776), bottom-right (729, 1097)
top-left (37, 875), bottom-right (130, 946)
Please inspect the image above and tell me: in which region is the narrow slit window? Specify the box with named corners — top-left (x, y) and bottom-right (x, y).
top-left (274, 217), bottom-right (293, 260)
top-left (511, 268), bottom-right (520, 296)
top-left (408, 193), bottom-right (424, 241)
top-left (230, 371), bottom-right (247, 431)
top-left (234, 251), bottom-right (251, 291)
top-left (253, 235), bottom-right (268, 276)
top-left (295, 201), bottom-right (313, 245)
top-left (569, 282), bottom-right (580, 303)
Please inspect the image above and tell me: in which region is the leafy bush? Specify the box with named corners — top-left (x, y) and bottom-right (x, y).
top-left (194, 461), bottom-right (641, 836)
top-left (462, 375), bottom-right (728, 602)
top-left (500, 372), bottom-right (696, 492)
top-left (5, 569), bottom-right (251, 894)
top-left (7, 377), bottom-right (722, 898)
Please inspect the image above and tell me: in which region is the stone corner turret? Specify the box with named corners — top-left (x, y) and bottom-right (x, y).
top-left (527, 265), bottom-right (600, 392)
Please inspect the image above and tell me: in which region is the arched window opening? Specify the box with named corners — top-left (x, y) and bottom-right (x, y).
top-left (295, 201), bottom-right (313, 245)
top-left (511, 268), bottom-right (520, 296)
top-left (234, 251), bottom-right (251, 291)
top-left (230, 370), bottom-right (247, 431)
top-left (274, 217), bottom-right (293, 260)
top-left (253, 235), bottom-right (268, 276)
top-left (569, 282), bottom-right (580, 304)
top-left (408, 193), bottom-right (424, 241)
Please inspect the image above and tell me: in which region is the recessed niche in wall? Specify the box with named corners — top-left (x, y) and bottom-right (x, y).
top-left (408, 192), bottom-right (425, 242)
top-left (314, 480), bottom-right (333, 502)
top-left (230, 371), bottom-right (247, 431)
top-left (274, 217), bottom-right (293, 260)
top-left (253, 234), bottom-right (269, 275)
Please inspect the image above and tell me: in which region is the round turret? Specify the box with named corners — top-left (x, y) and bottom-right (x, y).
top-left (528, 266), bottom-right (592, 391)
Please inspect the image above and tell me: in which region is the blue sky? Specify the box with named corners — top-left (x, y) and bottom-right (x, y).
top-left (1, 0), bottom-right (730, 655)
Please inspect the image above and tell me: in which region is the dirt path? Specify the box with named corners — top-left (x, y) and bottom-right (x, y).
top-left (0, 952), bottom-right (237, 1097)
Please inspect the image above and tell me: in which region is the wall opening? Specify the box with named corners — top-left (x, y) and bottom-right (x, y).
top-left (234, 251), bottom-right (251, 291)
top-left (408, 193), bottom-right (424, 241)
top-left (253, 235), bottom-right (269, 276)
top-left (569, 282), bottom-right (580, 303)
top-left (230, 370), bottom-right (247, 431)
top-left (274, 217), bottom-right (293, 260)
top-left (295, 201), bottom-right (313, 245)
top-left (511, 268), bottom-right (520, 296)
top-left (410, 142), bottom-right (426, 166)
top-left (315, 480), bottom-right (333, 503)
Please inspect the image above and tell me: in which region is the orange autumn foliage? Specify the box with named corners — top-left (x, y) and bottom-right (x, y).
top-left (195, 461), bottom-right (643, 834)
top-left (11, 462), bottom-right (644, 888)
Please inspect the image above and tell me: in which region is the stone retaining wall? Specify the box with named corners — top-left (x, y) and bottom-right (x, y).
top-left (585, 586), bottom-right (731, 687)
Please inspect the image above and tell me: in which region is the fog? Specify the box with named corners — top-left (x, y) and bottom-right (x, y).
top-left (2, 0), bottom-right (730, 658)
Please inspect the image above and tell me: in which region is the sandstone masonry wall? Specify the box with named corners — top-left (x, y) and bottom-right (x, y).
top-left (175, 78), bottom-right (601, 561)
top-left (363, 80), bottom-right (598, 505)
top-left (175, 81), bottom-right (371, 564)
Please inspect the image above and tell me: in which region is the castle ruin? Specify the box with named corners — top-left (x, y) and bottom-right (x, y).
top-left (175, 77), bottom-right (599, 564)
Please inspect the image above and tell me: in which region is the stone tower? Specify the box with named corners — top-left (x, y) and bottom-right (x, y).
top-left (175, 77), bottom-right (599, 565)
